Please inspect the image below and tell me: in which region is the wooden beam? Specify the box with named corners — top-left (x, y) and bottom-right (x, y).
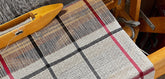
top-left (129, 0), bottom-right (141, 21)
top-left (140, 17), bottom-right (165, 33)
top-left (148, 47), bottom-right (165, 78)
top-left (104, 0), bottom-right (118, 10)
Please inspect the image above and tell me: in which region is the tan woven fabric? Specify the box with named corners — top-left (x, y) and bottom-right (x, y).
top-left (0, 0), bottom-right (154, 79)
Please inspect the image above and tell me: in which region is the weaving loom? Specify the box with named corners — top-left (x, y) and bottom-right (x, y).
top-left (0, 0), bottom-right (155, 79)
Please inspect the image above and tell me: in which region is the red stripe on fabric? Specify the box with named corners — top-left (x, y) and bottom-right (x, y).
top-left (83, 0), bottom-right (144, 78)
top-left (0, 55), bottom-right (14, 79)
top-left (133, 67), bottom-right (154, 79)
top-left (143, 67), bottom-right (154, 76)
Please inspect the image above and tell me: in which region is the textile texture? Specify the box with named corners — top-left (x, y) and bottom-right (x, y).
top-left (0, 0), bottom-right (75, 24)
top-left (0, 0), bottom-right (154, 79)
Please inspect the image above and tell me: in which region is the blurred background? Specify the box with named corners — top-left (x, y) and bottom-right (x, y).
top-left (136, 0), bottom-right (165, 54)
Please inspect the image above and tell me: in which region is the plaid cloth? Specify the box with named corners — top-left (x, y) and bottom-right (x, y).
top-left (0, 0), bottom-right (154, 79)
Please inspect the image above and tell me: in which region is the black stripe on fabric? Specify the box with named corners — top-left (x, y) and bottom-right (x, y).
top-left (56, 16), bottom-right (75, 42)
top-left (22, 50), bottom-right (79, 79)
top-left (81, 28), bottom-right (122, 50)
top-left (56, 16), bottom-right (101, 79)
top-left (27, 35), bottom-right (57, 79)
top-left (22, 27), bottom-right (122, 79)
top-left (78, 48), bottom-right (102, 79)
top-left (50, 50), bottom-right (79, 66)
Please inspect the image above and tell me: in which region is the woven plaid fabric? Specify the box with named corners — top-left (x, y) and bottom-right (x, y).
top-left (0, 0), bottom-right (154, 79)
